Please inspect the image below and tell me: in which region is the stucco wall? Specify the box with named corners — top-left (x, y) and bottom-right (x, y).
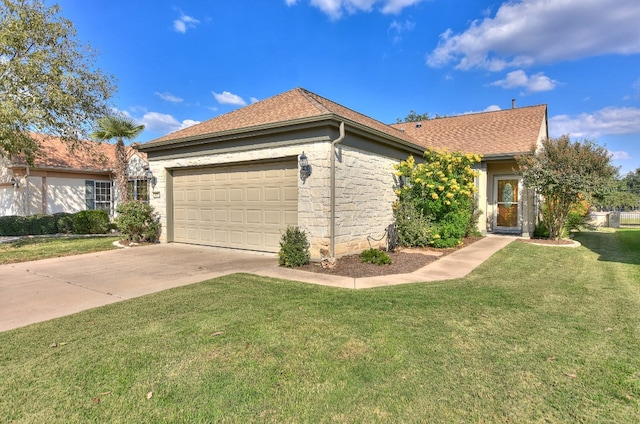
top-left (46, 178), bottom-right (87, 214)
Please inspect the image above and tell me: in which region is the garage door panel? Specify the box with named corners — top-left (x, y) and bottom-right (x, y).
top-left (173, 161), bottom-right (297, 252)
top-left (246, 188), bottom-right (261, 201)
top-left (284, 211), bottom-right (298, 225)
top-left (246, 210), bottom-right (261, 224)
top-left (230, 209), bottom-right (245, 223)
top-left (229, 188), bottom-right (243, 201)
top-left (264, 187), bottom-right (281, 201)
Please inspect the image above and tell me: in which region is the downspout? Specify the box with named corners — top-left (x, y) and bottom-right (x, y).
top-left (330, 122), bottom-right (345, 257)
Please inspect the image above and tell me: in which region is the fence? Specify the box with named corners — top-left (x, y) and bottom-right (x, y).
top-left (589, 211), bottom-right (640, 228)
top-left (620, 211), bottom-right (640, 226)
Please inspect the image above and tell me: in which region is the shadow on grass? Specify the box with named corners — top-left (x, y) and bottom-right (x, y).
top-left (573, 229), bottom-right (640, 265)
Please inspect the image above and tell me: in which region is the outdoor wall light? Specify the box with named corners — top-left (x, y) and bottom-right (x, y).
top-left (299, 151), bottom-right (312, 182)
top-left (10, 177), bottom-right (19, 188)
top-left (144, 167), bottom-right (156, 188)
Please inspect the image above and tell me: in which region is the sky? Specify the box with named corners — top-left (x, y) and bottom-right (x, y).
top-left (50, 0), bottom-right (640, 175)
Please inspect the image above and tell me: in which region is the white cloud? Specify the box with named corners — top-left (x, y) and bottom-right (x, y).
top-left (173, 14), bottom-right (200, 34)
top-left (289, 0), bottom-right (422, 19)
top-left (609, 150), bottom-right (631, 160)
top-left (140, 112), bottom-right (200, 133)
top-left (389, 19), bottom-right (415, 43)
top-left (250, 97), bottom-right (260, 103)
top-left (549, 107), bottom-right (640, 138)
top-left (491, 70), bottom-right (557, 92)
top-left (212, 91), bottom-right (247, 106)
top-left (427, 0), bottom-right (640, 71)
top-left (463, 105), bottom-right (502, 115)
top-left (155, 92), bottom-right (184, 103)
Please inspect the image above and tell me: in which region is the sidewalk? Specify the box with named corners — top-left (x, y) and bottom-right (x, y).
top-left (258, 234), bottom-right (517, 289)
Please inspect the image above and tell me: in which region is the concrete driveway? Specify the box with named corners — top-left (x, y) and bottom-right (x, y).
top-left (0, 244), bottom-right (278, 332)
top-left (1, 235), bottom-right (516, 332)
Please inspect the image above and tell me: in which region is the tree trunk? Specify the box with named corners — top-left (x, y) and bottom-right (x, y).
top-left (115, 139), bottom-right (128, 204)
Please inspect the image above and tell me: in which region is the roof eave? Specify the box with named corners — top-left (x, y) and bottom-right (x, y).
top-left (138, 114), bottom-right (334, 152)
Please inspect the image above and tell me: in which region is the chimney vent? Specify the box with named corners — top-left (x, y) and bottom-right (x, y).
top-left (512, 98), bottom-right (516, 109)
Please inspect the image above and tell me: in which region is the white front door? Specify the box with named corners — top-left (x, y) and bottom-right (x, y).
top-left (494, 176), bottom-right (521, 233)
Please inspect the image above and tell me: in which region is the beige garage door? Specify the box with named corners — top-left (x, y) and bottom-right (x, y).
top-left (172, 160), bottom-right (298, 252)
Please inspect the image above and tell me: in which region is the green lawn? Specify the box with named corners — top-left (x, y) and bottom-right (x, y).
top-left (0, 229), bottom-right (638, 422)
top-left (0, 236), bottom-right (120, 264)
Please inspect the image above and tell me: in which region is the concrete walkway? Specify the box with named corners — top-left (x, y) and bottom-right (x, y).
top-left (262, 234), bottom-right (517, 289)
top-left (0, 235), bottom-right (516, 332)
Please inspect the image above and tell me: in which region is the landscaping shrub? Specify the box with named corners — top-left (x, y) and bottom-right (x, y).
top-left (72, 210), bottom-right (110, 234)
top-left (394, 200), bottom-right (433, 247)
top-left (26, 214), bottom-right (57, 235)
top-left (360, 248), bottom-right (392, 265)
top-left (394, 149), bottom-right (481, 248)
top-left (566, 198), bottom-right (593, 232)
top-left (0, 215), bottom-right (62, 236)
top-left (115, 201), bottom-right (161, 242)
top-left (278, 226), bottom-right (310, 267)
top-left (53, 212), bottom-right (74, 234)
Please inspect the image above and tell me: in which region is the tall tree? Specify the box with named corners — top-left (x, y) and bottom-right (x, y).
top-left (1, 0), bottom-right (115, 162)
top-left (622, 168), bottom-right (640, 195)
top-left (517, 135), bottom-right (618, 239)
top-left (91, 115), bottom-right (144, 204)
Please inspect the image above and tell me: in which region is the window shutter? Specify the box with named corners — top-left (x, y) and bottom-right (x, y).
top-left (85, 180), bottom-right (95, 210)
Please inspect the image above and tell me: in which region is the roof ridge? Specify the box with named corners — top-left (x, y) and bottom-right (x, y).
top-left (296, 88), bottom-right (333, 115)
top-left (389, 103), bottom-right (548, 126)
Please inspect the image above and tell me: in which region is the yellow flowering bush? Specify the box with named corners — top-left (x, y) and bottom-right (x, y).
top-left (394, 149), bottom-right (481, 247)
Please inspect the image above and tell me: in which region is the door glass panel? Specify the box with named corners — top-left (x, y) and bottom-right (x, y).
top-left (497, 179), bottom-right (518, 227)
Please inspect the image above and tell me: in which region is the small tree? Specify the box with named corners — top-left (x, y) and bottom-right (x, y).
top-left (517, 135), bottom-right (617, 239)
top-left (394, 149), bottom-right (481, 247)
top-left (91, 115), bottom-right (144, 204)
top-left (1, 0), bottom-right (115, 162)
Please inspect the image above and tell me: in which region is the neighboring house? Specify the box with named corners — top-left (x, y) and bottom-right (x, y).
top-left (138, 88), bottom-right (547, 259)
top-left (0, 133), bottom-right (149, 217)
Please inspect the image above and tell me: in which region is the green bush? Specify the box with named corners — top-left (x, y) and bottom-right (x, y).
top-left (26, 214), bottom-right (57, 235)
top-left (278, 226), bottom-right (310, 267)
top-left (394, 200), bottom-right (434, 247)
top-left (53, 212), bottom-right (74, 234)
top-left (0, 216), bottom-right (28, 236)
top-left (360, 248), bottom-right (392, 265)
top-left (115, 201), bottom-right (161, 242)
top-left (72, 210), bottom-right (110, 234)
top-left (394, 149), bottom-right (481, 248)
top-left (431, 210), bottom-right (470, 248)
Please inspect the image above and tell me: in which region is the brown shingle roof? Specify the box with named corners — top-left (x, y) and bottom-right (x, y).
top-left (147, 88), bottom-right (407, 144)
top-left (10, 134), bottom-right (146, 172)
top-left (144, 87), bottom-right (547, 158)
top-left (390, 105), bottom-right (548, 156)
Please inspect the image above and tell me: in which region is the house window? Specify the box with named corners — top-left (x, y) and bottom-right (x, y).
top-left (127, 179), bottom-right (149, 202)
top-left (85, 180), bottom-right (112, 213)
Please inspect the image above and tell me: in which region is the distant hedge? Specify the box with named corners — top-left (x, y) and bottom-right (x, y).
top-left (0, 211), bottom-right (111, 237)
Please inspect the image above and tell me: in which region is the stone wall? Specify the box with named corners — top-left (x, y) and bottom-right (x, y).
top-left (333, 145), bottom-right (398, 256)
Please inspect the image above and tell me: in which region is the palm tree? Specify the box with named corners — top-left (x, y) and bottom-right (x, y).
top-left (91, 115), bottom-right (145, 204)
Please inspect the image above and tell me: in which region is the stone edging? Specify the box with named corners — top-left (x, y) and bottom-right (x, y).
top-left (518, 238), bottom-right (581, 248)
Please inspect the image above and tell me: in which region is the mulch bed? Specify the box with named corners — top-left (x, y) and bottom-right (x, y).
top-left (297, 236), bottom-right (484, 278)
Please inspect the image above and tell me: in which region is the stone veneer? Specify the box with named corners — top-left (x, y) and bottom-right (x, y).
top-left (148, 141), bottom-right (401, 259)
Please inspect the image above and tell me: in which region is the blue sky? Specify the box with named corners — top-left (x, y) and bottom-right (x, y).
top-left (52, 0), bottom-right (640, 174)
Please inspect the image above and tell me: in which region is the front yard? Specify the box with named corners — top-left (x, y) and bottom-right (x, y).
top-left (0, 236), bottom-right (119, 264)
top-left (0, 229), bottom-right (638, 422)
